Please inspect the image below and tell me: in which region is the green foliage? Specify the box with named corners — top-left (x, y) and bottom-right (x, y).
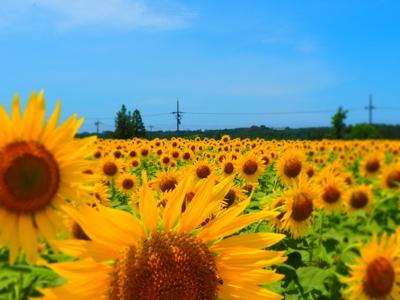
top-left (132, 109), bottom-right (146, 138)
top-left (114, 104), bottom-right (132, 139)
top-left (114, 105), bottom-right (146, 139)
top-left (347, 123), bottom-right (379, 139)
top-left (331, 107), bottom-right (348, 139)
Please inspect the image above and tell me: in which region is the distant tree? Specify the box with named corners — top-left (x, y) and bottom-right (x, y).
top-left (331, 107), bottom-right (348, 139)
top-left (114, 104), bottom-right (133, 139)
top-left (348, 124), bottom-right (379, 139)
top-left (132, 109), bottom-right (146, 138)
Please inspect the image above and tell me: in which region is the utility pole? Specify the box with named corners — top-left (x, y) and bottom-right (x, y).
top-left (94, 120), bottom-right (101, 134)
top-left (172, 98), bottom-right (182, 133)
top-left (365, 94), bottom-right (376, 124)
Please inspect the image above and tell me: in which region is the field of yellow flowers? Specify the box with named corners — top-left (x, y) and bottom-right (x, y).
top-left (1, 93), bottom-right (400, 300)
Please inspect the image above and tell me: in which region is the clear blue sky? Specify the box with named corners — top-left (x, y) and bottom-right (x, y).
top-left (1, 0), bottom-right (399, 132)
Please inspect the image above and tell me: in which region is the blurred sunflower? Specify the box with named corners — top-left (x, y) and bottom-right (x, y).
top-left (317, 174), bottom-right (346, 212)
top-left (360, 153), bottom-right (383, 177)
top-left (117, 173), bottom-right (138, 195)
top-left (280, 175), bottom-right (317, 238)
top-left (276, 148), bottom-right (306, 183)
top-left (42, 174), bottom-right (286, 300)
top-left (0, 92), bottom-right (93, 262)
top-left (346, 185), bottom-right (373, 212)
top-left (150, 169), bottom-right (181, 193)
top-left (381, 164), bottom-right (400, 189)
top-left (98, 156), bottom-right (122, 182)
top-left (342, 232), bottom-right (400, 299)
top-left (236, 152), bottom-right (265, 183)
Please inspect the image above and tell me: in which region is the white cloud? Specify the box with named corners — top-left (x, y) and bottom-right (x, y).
top-left (0, 0), bottom-right (190, 30)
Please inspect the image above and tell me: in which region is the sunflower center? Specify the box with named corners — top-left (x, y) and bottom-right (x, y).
top-left (363, 256), bottom-right (395, 298)
top-left (160, 178), bottom-right (178, 192)
top-left (386, 170), bottom-right (400, 188)
top-left (283, 158), bottom-right (302, 178)
top-left (196, 166), bottom-right (211, 179)
top-left (183, 152), bottom-right (191, 160)
top-left (0, 141), bottom-right (60, 213)
top-left (109, 232), bottom-right (221, 300)
top-left (122, 179), bottom-right (134, 190)
top-left (350, 191), bottom-right (368, 209)
top-left (322, 185), bottom-right (341, 204)
top-left (103, 162), bottom-right (118, 176)
top-left (365, 159), bottom-right (380, 173)
top-left (162, 157), bottom-right (170, 164)
top-left (291, 193), bottom-right (313, 222)
top-left (242, 160), bottom-right (258, 175)
top-left (223, 162), bottom-right (234, 175)
top-left (223, 189), bottom-right (236, 208)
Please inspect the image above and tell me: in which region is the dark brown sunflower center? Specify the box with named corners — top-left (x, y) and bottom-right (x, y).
top-left (386, 170), bottom-right (400, 188)
top-left (365, 159), bottom-right (380, 173)
top-left (322, 185), bottom-right (341, 204)
top-left (196, 165), bottom-right (211, 179)
top-left (262, 156), bottom-right (270, 165)
top-left (223, 189), bottom-right (236, 208)
top-left (141, 149), bottom-right (149, 156)
top-left (160, 178), bottom-right (178, 192)
top-left (291, 193), bottom-right (313, 222)
top-left (183, 152), bottom-right (191, 160)
top-left (363, 257), bottom-right (395, 298)
top-left (109, 232), bottom-right (221, 300)
top-left (103, 162), bottom-right (118, 176)
top-left (131, 160), bottom-right (139, 167)
top-left (223, 162), bottom-right (234, 175)
top-left (242, 160), bottom-right (258, 175)
top-left (283, 159), bottom-right (302, 178)
top-left (162, 157), bottom-right (170, 164)
top-left (122, 179), bottom-right (134, 190)
top-left (0, 141), bottom-right (60, 213)
top-left (350, 190), bottom-right (368, 209)
top-left (306, 168), bottom-right (315, 178)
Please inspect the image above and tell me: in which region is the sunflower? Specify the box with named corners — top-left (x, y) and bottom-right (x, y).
top-left (317, 173), bottom-right (346, 212)
top-left (150, 169), bottom-right (181, 193)
top-left (117, 173), bottom-right (139, 195)
top-left (236, 152), bottom-right (265, 183)
top-left (41, 174), bottom-right (286, 300)
top-left (346, 185), bottom-right (373, 212)
top-left (90, 182), bottom-right (111, 206)
top-left (220, 154), bottom-right (237, 178)
top-left (98, 156), bottom-right (122, 182)
top-left (381, 164), bottom-right (400, 189)
top-left (276, 148), bottom-right (306, 183)
top-left (280, 175), bottom-right (318, 238)
top-left (342, 232), bottom-right (400, 299)
top-left (360, 153), bottom-right (383, 177)
top-left (192, 160), bottom-right (214, 181)
top-left (0, 92), bottom-right (93, 262)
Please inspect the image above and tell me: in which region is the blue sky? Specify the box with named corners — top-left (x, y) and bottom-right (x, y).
top-left (0, 0), bottom-right (400, 132)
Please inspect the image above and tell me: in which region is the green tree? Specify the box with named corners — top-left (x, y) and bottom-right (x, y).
top-left (331, 107), bottom-right (348, 139)
top-left (114, 104), bottom-right (133, 139)
top-left (132, 109), bottom-right (146, 138)
top-left (348, 123), bottom-right (379, 139)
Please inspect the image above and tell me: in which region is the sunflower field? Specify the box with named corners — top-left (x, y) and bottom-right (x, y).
top-left (1, 93), bottom-right (400, 300)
